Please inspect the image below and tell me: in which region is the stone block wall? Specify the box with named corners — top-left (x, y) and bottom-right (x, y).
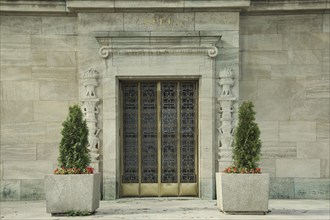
top-left (240, 12), bottom-right (330, 199)
top-left (0, 15), bottom-right (79, 201)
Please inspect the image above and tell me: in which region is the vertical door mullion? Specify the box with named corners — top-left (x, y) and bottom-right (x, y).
top-left (177, 82), bottom-right (181, 188)
top-left (157, 82), bottom-right (162, 196)
top-left (137, 83), bottom-right (142, 195)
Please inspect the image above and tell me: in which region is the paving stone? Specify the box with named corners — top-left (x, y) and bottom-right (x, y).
top-left (3, 160), bottom-right (53, 180)
top-left (276, 159), bottom-right (320, 178)
top-left (270, 177), bottom-right (295, 199)
top-left (0, 180), bottom-right (20, 201)
top-left (295, 178), bottom-right (329, 199)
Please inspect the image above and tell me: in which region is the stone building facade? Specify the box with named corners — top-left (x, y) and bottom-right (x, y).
top-left (0, 0), bottom-right (329, 201)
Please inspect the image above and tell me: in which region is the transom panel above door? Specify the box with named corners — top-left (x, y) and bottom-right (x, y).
top-left (120, 81), bottom-right (198, 197)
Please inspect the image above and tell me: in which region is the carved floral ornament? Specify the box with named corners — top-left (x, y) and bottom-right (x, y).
top-left (95, 35), bottom-right (221, 59)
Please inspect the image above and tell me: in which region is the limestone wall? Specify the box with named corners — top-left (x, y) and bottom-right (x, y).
top-left (0, 15), bottom-right (79, 200)
top-left (240, 12), bottom-right (329, 199)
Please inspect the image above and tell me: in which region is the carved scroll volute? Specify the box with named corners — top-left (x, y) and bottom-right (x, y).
top-left (81, 69), bottom-right (101, 165)
top-left (217, 68), bottom-right (236, 171)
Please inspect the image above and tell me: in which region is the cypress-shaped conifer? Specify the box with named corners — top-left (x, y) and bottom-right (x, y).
top-left (232, 101), bottom-right (261, 170)
top-left (58, 104), bottom-right (90, 170)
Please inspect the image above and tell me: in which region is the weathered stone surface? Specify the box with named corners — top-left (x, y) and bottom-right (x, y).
top-left (40, 82), bottom-right (77, 101)
top-left (240, 15), bottom-right (278, 34)
top-left (261, 142), bottom-right (297, 159)
top-left (291, 99), bottom-right (329, 121)
top-left (45, 122), bottom-right (62, 144)
top-left (0, 34), bottom-right (31, 51)
top-left (0, 180), bottom-right (20, 201)
top-left (1, 81), bottom-right (39, 101)
top-left (271, 64), bottom-right (323, 80)
top-left (279, 121), bottom-right (316, 142)
top-left (320, 160), bottom-right (330, 178)
top-left (1, 144), bottom-right (36, 161)
top-left (31, 35), bottom-right (77, 51)
top-left (37, 143), bottom-right (58, 161)
top-left (0, 16), bottom-right (41, 34)
top-left (0, 51), bottom-right (46, 66)
top-left (258, 79), bottom-right (294, 100)
top-left (306, 79), bottom-right (330, 98)
top-left (317, 122), bottom-right (330, 139)
top-left (1, 101), bottom-right (34, 123)
top-left (34, 101), bottom-right (68, 122)
top-left (324, 13), bottom-right (330, 32)
top-left (32, 67), bottom-right (76, 81)
top-left (78, 13), bottom-right (123, 34)
top-left (0, 122), bottom-right (45, 145)
top-left (20, 179), bottom-right (45, 201)
top-left (103, 178), bottom-right (116, 200)
top-left (254, 99), bottom-right (291, 121)
top-left (258, 121), bottom-right (279, 142)
top-left (276, 159), bottom-right (320, 178)
top-left (239, 81), bottom-right (257, 100)
top-left (46, 52), bottom-right (76, 67)
top-left (269, 177), bottom-right (295, 199)
top-left (45, 174), bottom-right (100, 213)
top-left (241, 63), bottom-right (271, 80)
top-left (278, 14), bottom-right (323, 33)
top-left (240, 34), bottom-right (282, 51)
top-left (242, 51), bottom-right (288, 65)
top-left (124, 13), bottom-right (194, 32)
top-left (283, 33), bottom-right (329, 50)
top-left (0, 65), bottom-right (31, 81)
top-left (3, 161), bottom-right (52, 180)
top-left (288, 50), bottom-right (322, 65)
top-left (259, 159), bottom-right (276, 177)
top-left (195, 12), bottom-right (239, 31)
top-left (216, 173), bottom-right (269, 212)
top-left (42, 16), bottom-right (77, 35)
top-left (297, 142), bottom-right (329, 160)
top-left (295, 178), bottom-right (329, 199)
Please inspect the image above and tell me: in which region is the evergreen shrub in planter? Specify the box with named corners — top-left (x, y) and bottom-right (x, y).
top-left (216, 101), bottom-right (269, 214)
top-left (45, 105), bottom-right (100, 215)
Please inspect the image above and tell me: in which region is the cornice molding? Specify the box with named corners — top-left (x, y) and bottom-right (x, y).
top-left (95, 34), bottom-right (221, 58)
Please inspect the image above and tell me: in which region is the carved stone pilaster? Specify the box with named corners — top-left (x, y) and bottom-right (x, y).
top-left (81, 69), bottom-right (101, 164)
top-left (217, 68), bottom-right (236, 171)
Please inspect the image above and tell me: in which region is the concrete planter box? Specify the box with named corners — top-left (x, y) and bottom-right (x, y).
top-left (216, 173), bottom-right (269, 214)
top-left (45, 173), bottom-right (100, 214)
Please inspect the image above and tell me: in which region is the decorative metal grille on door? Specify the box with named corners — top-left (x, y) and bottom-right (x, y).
top-left (121, 81), bottom-right (198, 197)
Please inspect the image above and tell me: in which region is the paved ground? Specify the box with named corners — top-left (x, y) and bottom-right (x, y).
top-left (1, 198), bottom-right (329, 220)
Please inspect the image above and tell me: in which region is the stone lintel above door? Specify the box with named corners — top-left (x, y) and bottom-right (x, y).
top-left (95, 32), bottom-right (221, 59)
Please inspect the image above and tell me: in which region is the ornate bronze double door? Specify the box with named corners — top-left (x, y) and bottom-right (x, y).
top-left (120, 81), bottom-right (198, 197)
